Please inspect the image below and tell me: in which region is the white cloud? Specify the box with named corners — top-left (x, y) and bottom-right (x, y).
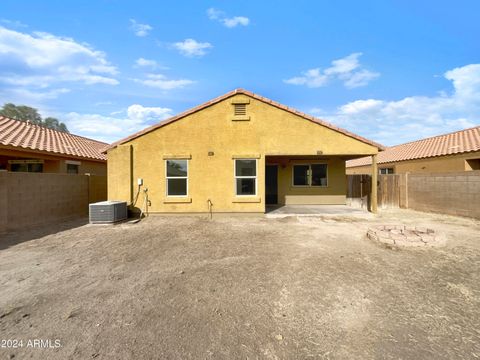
top-left (324, 53), bottom-right (362, 75)
top-left (129, 19), bottom-right (152, 37)
top-left (0, 26), bottom-right (118, 88)
top-left (0, 87), bottom-right (70, 106)
top-left (222, 16), bottom-right (250, 28)
top-left (284, 53), bottom-right (379, 89)
top-left (207, 8), bottom-right (250, 28)
top-left (207, 8), bottom-right (223, 20)
top-left (445, 64), bottom-right (480, 102)
top-left (135, 57), bottom-right (156, 68)
top-left (127, 104), bottom-right (172, 122)
top-left (343, 69), bottom-right (380, 89)
top-left (64, 104), bottom-right (173, 143)
top-left (172, 38), bottom-right (212, 57)
top-left (134, 57), bottom-right (168, 70)
top-left (313, 63), bottom-right (480, 146)
top-left (133, 73), bottom-right (195, 90)
top-left (285, 68), bottom-right (328, 87)
top-left (339, 99), bottom-right (384, 114)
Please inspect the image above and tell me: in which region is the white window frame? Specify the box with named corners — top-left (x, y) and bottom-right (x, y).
top-left (292, 163), bottom-right (328, 187)
top-left (165, 159), bottom-right (189, 197)
top-left (234, 159), bottom-right (257, 196)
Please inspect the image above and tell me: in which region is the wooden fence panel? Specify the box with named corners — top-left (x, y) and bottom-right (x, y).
top-left (346, 174), bottom-right (371, 209)
top-left (378, 174), bottom-right (401, 208)
top-left (347, 174), bottom-right (401, 209)
top-left (347, 174), bottom-right (371, 198)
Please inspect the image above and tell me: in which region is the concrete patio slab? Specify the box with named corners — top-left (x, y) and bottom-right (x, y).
top-left (265, 204), bottom-right (372, 218)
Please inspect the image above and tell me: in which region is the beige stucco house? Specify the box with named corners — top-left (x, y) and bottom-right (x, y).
top-left (106, 89), bottom-right (384, 214)
top-left (347, 126), bottom-right (480, 175)
top-left (0, 116), bottom-right (107, 175)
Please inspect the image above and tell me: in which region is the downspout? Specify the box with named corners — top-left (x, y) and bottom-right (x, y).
top-left (129, 145), bottom-right (134, 205)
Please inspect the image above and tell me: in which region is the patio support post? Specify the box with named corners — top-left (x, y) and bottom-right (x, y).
top-left (371, 154), bottom-right (378, 213)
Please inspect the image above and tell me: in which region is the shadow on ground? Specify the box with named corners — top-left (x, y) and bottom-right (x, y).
top-left (0, 217), bottom-right (89, 251)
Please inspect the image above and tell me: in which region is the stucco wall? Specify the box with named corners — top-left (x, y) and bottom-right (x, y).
top-left (107, 94), bottom-right (378, 213)
top-left (107, 144), bottom-right (132, 203)
top-left (347, 151), bottom-right (480, 175)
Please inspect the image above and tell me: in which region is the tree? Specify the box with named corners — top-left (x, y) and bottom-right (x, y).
top-left (44, 117), bottom-right (59, 129)
top-left (0, 103), bottom-right (42, 124)
top-left (0, 103), bottom-right (69, 133)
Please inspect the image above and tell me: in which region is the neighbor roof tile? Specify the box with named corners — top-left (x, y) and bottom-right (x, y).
top-left (0, 116), bottom-right (108, 161)
top-left (346, 126), bottom-right (480, 167)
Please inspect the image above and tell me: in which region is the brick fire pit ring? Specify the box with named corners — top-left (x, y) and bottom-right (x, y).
top-left (367, 225), bottom-right (445, 247)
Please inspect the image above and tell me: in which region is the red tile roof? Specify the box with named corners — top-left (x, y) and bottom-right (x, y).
top-left (106, 88), bottom-right (384, 152)
top-left (347, 125), bottom-right (480, 168)
top-left (0, 116), bottom-right (108, 161)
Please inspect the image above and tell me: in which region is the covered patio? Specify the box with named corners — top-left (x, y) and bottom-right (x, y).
top-left (264, 154), bottom-right (379, 213)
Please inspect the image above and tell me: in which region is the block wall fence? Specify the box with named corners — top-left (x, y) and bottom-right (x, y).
top-left (348, 171), bottom-right (480, 219)
top-left (0, 172), bottom-right (107, 233)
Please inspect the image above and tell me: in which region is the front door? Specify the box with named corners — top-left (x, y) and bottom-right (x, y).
top-left (265, 165), bottom-right (278, 205)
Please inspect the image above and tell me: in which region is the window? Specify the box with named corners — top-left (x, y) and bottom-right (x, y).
top-left (67, 164), bottom-right (79, 174)
top-left (379, 168), bottom-right (394, 175)
top-left (166, 160), bottom-right (188, 196)
top-left (293, 165), bottom-right (309, 186)
top-left (311, 164), bottom-right (328, 186)
top-left (293, 164), bottom-right (328, 187)
top-left (235, 159), bottom-right (257, 196)
top-left (10, 161), bottom-right (43, 173)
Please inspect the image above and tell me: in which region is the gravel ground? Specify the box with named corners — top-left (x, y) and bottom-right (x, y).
top-left (0, 209), bottom-right (479, 359)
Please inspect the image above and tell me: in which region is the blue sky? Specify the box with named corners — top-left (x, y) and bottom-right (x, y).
top-left (0, 0), bottom-right (479, 145)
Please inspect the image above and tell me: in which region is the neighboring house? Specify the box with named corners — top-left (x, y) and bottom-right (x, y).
top-left (0, 116), bottom-right (107, 175)
top-left (106, 89), bottom-right (384, 214)
top-left (346, 126), bottom-right (480, 175)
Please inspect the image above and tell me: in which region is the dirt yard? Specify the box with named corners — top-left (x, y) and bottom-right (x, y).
top-left (1, 209), bottom-right (479, 359)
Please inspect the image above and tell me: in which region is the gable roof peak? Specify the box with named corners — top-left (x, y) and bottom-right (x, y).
top-left (105, 89), bottom-right (384, 152)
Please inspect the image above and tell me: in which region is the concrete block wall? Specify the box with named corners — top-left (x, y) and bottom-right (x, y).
top-left (0, 172), bottom-right (107, 233)
top-left (88, 175), bottom-right (108, 204)
top-left (408, 171), bottom-right (480, 219)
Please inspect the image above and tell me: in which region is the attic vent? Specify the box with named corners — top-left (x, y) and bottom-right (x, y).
top-left (234, 103), bottom-right (247, 116)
